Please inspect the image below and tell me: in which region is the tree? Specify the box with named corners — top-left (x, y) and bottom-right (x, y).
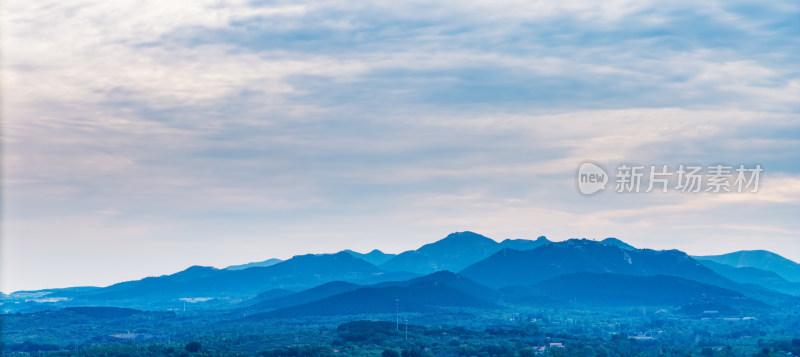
top-left (383, 349), bottom-right (401, 357)
top-left (401, 348), bottom-right (426, 357)
top-left (185, 341), bottom-right (202, 353)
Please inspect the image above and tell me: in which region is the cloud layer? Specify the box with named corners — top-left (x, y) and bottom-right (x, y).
top-left (2, 0), bottom-right (799, 292)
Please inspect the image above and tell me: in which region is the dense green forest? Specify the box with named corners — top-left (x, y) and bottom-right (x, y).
top-left (3, 305), bottom-right (800, 356)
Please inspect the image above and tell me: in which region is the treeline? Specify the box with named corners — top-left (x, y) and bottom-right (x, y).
top-left (6, 337), bottom-right (800, 357)
top-left (5, 318), bottom-right (800, 357)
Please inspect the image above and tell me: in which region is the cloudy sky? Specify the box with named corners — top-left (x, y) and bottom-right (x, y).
top-left (2, 0), bottom-right (799, 292)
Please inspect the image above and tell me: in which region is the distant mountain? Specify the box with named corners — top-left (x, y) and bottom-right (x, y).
top-left (73, 252), bottom-right (385, 305)
top-left (375, 271), bottom-right (500, 303)
top-left (242, 288), bottom-right (296, 306)
top-left (344, 249), bottom-right (396, 266)
top-left (246, 281), bottom-right (362, 312)
top-left (378, 232), bottom-right (630, 275)
top-left (502, 273), bottom-right (748, 307)
top-left (246, 271), bottom-right (498, 314)
top-left (694, 250), bottom-right (800, 283)
top-left (460, 239), bottom-right (727, 289)
top-left (354, 271), bottom-right (420, 285)
top-left (261, 252), bottom-right (382, 279)
top-left (254, 280), bottom-right (497, 318)
top-left (698, 260), bottom-right (800, 296)
top-left (169, 265), bottom-right (222, 281)
top-left (499, 236), bottom-right (550, 251)
top-left (18, 231), bottom-right (792, 316)
top-left (225, 258), bottom-right (283, 271)
top-left (601, 238), bottom-right (636, 250)
top-left (380, 231), bottom-right (501, 274)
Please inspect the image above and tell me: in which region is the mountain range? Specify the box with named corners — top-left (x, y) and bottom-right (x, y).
top-left (4, 231), bottom-right (798, 317)
top-left (694, 250), bottom-right (800, 283)
top-left (62, 252), bottom-right (396, 306)
top-left (251, 278), bottom-right (498, 318)
top-left (243, 281), bottom-right (362, 312)
top-left (379, 232), bottom-right (521, 274)
top-left (696, 260), bottom-right (800, 296)
top-left (500, 273), bottom-right (751, 307)
top-left (344, 249), bottom-right (396, 266)
top-left (459, 239), bottom-right (725, 288)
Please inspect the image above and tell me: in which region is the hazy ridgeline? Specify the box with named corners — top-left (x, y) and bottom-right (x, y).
top-left (2, 232), bottom-right (799, 356)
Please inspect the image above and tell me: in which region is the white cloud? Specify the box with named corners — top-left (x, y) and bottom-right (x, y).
top-left (2, 0), bottom-right (799, 291)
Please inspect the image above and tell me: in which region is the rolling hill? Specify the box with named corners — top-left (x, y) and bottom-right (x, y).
top-left (698, 260), bottom-right (800, 296)
top-left (374, 271), bottom-right (500, 303)
top-left (694, 250), bottom-right (800, 283)
top-left (253, 280), bottom-right (497, 318)
top-left (460, 239), bottom-right (728, 289)
top-left (245, 281), bottom-right (362, 312)
top-left (343, 249), bottom-right (396, 266)
top-left (69, 252), bottom-right (387, 306)
top-left (502, 273), bottom-right (749, 307)
top-left (241, 288), bottom-right (296, 306)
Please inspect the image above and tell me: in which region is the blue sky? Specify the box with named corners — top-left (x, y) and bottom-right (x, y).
top-left (2, 0), bottom-right (799, 292)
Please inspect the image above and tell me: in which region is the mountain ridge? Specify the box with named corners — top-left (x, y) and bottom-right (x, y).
top-left (694, 250), bottom-right (800, 283)
top-left (460, 239), bottom-right (729, 289)
top-left (379, 231), bottom-right (551, 275)
top-left (7, 233), bottom-right (797, 314)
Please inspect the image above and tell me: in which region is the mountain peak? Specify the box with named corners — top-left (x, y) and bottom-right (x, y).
top-left (379, 232), bottom-right (500, 274)
top-left (560, 238), bottom-right (601, 247)
top-left (184, 265), bottom-right (217, 272)
top-left (342, 249), bottom-right (387, 255)
top-left (288, 251), bottom-right (380, 265)
top-left (342, 249), bottom-right (396, 266)
top-left (169, 265), bottom-right (221, 281)
top-left (499, 237), bottom-right (551, 251)
top-left (443, 231), bottom-right (493, 241)
top-left (416, 231), bottom-right (499, 254)
top-left (225, 258), bottom-right (282, 271)
top-left (601, 237), bottom-right (636, 250)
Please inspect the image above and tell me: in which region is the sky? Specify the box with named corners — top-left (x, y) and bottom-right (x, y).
top-left (1, 0), bottom-right (799, 293)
